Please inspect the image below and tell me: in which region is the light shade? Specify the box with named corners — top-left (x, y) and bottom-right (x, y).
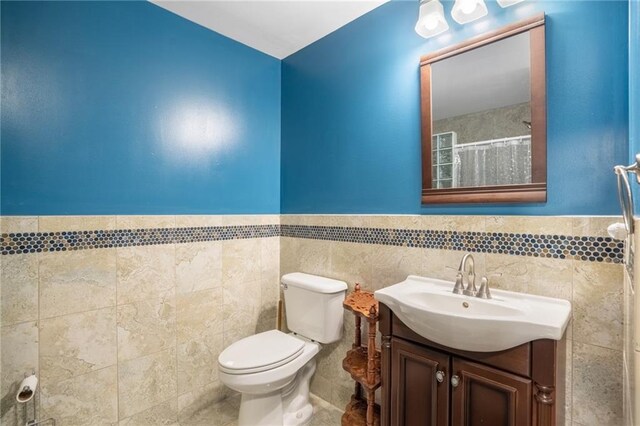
top-left (415, 0), bottom-right (449, 39)
top-left (451, 0), bottom-right (488, 24)
top-left (497, 0), bottom-right (525, 7)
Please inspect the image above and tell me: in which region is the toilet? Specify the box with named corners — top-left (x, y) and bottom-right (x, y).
top-left (218, 272), bottom-right (348, 426)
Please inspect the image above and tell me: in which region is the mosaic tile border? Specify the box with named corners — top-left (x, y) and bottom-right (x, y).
top-left (1, 225), bottom-right (279, 255)
top-left (281, 225), bottom-right (624, 264)
top-left (1, 224), bottom-right (624, 263)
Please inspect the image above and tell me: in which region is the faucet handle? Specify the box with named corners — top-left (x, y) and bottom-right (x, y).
top-left (452, 272), bottom-right (465, 295)
top-left (476, 275), bottom-right (497, 299)
top-left (446, 266), bottom-right (465, 294)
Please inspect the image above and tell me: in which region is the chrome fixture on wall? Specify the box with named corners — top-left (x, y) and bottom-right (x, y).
top-left (613, 153), bottom-right (640, 236)
top-left (415, 0), bottom-right (526, 39)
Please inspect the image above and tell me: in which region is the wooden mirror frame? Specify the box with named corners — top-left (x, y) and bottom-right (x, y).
top-left (420, 14), bottom-right (546, 205)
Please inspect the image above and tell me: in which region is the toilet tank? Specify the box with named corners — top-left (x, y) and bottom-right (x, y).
top-left (281, 273), bottom-right (348, 344)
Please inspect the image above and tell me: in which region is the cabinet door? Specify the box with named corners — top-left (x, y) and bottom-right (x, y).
top-left (391, 338), bottom-right (450, 426)
top-left (451, 358), bottom-right (532, 426)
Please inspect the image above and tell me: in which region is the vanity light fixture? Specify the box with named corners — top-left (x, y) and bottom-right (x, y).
top-left (451, 0), bottom-right (488, 24)
top-left (415, 0), bottom-right (449, 39)
top-left (496, 0), bottom-right (525, 7)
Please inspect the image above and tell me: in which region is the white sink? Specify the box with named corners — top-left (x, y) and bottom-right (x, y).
top-left (374, 275), bottom-right (571, 352)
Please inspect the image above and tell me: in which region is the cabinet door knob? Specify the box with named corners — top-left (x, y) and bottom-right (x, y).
top-left (436, 370), bottom-right (445, 383)
top-left (451, 374), bottom-right (460, 388)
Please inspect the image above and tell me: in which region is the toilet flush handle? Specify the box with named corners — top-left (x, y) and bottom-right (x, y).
top-left (281, 283), bottom-right (288, 290)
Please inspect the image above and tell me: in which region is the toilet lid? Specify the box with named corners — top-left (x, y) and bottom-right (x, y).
top-left (218, 330), bottom-right (305, 374)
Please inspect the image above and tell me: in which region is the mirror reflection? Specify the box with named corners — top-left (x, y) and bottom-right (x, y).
top-left (431, 32), bottom-right (531, 189)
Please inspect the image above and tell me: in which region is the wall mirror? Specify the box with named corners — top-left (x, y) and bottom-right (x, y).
top-left (420, 14), bottom-right (546, 204)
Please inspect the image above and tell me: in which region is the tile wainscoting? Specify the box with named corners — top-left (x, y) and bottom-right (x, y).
top-left (280, 215), bottom-right (624, 426)
top-left (0, 215), bottom-right (280, 426)
top-left (0, 214), bottom-right (624, 426)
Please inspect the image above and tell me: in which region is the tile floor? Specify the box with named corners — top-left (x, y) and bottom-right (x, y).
top-left (179, 393), bottom-right (343, 425)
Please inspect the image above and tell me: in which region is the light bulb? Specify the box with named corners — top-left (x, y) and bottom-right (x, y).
top-left (423, 14), bottom-right (439, 31)
top-left (460, 0), bottom-right (477, 14)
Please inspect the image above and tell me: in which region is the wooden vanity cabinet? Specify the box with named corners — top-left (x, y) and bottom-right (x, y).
top-left (391, 338), bottom-right (450, 426)
top-left (380, 303), bottom-right (565, 426)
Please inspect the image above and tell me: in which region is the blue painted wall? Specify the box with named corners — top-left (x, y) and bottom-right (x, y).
top-left (1, 1), bottom-right (281, 215)
top-left (281, 0), bottom-right (629, 215)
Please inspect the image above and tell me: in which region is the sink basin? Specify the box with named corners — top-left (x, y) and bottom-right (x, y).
top-left (374, 275), bottom-right (571, 352)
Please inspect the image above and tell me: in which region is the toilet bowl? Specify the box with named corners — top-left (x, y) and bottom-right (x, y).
top-left (218, 330), bottom-right (320, 425)
top-left (218, 273), bottom-right (347, 426)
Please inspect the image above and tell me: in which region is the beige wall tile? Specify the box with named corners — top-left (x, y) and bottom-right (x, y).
top-left (300, 215), bottom-right (338, 227)
top-left (293, 239), bottom-right (332, 278)
top-left (0, 321), bottom-right (38, 426)
top-left (117, 296), bottom-right (176, 362)
top-left (118, 348), bottom-right (177, 419)
top-left (119, 398), bottom-right (178, 425)
top-left (40, 307), bottom-right (117, 383)
top-left (175, 215), bottom-right (222, 228)
top-left (177, 331), bottom-right (223, 394)
top-left (222, 239), bottom-right (261, 285)
top-left (177, 288), bottom-right (224, 343)
top-left (330, 242), bottom-right (374, 290)
top-left (39, 249), bottom-right (116, 318)
top-left (572, 342), bottom-right (622, 425)
top-left (422, 215), bottom-right (486, 232)
top-left (223, 323), bottom-right (256, 349)
top-left (484, 253), bottom-right (572, 298)
top-left (280, 237), bottom-right (301, 276)
top-left (259, 215), bottom-right (280, 225)
top-left (260, 237), bottom-right (280, 317)
top-left (220, 215), bottom-right (261, 226)
top-left (280, 214), bottom-right (304, 226)
top-left (330, 215), bottom-right (372, 228)
top-left (368, 215), bottom-right (423, 230)
top-left (573, 261), bottom-right (623, 351)
top-left (260, 275), bottom-right (279, 319)
top-left (38, 216), bottom-right (116, 233)
top-left (41, 366), bottom-right (118, 426)
top-left (368, 245), bottom-right (429, 290)
top-left (330, 383), bottom-right (353, 411)
top-left (116, 215), bottom-right (175, 229)
top-left (177, 380), bottom-right (230, 424)
top-left (486, 216), bottom-right (573, 236)
top-left (261, 237), bottom-right (280, 276)
top-left (1, 253), bottom-right (38, 325)
top-left (117, 245), bottom-right (175, 305)
top-left (309, 374), bottom-right (333, 406)
top-left (573, 216), bottom-right (621, 238)
top-left (176, 241), bottom-right (222, 294)
top-left (0, 217), bottom-right (38, 234)
top-left (223, 280), bottom-right (261, 331)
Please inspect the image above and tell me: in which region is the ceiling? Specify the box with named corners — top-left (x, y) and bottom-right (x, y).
top-left (151, 0), bottom-right (388, 59)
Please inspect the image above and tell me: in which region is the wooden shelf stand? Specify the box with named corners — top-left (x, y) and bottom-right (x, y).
top-left (341, 284), bottom-right (381, 426)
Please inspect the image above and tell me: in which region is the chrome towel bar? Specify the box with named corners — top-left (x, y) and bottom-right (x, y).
top-left (614, 153), bottom-right (640, 236)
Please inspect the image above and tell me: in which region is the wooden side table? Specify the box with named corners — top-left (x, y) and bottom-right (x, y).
top-left (341, 284), bottom-right (381, 426)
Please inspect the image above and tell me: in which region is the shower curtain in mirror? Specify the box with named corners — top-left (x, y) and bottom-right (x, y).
top-left (453, 136), bottom-right (532, 187)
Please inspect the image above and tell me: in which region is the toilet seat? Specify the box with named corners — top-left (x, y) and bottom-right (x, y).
top-left (218, 330), bottom-right (305, 375)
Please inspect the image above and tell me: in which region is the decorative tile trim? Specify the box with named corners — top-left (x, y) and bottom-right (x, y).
top-left (1, 225), bottom-right (279, 255)
top-left (281, 225), bottom-right (624, 264)
top-left (2, 223), bottom-right (624, 263)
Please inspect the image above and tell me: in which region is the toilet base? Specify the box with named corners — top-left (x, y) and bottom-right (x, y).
top-left (237, 359), bottom-right (316, 426)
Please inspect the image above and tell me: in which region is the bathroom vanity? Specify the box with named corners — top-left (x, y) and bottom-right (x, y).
top-left (378, 303), bottom-right (566, 426)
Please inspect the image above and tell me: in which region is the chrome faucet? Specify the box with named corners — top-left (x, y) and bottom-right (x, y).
top-left (456, 253), bottom-right (477, 297)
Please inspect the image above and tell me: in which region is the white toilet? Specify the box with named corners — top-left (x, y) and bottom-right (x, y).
top-left (218, 272), bottom-right (347, 426)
